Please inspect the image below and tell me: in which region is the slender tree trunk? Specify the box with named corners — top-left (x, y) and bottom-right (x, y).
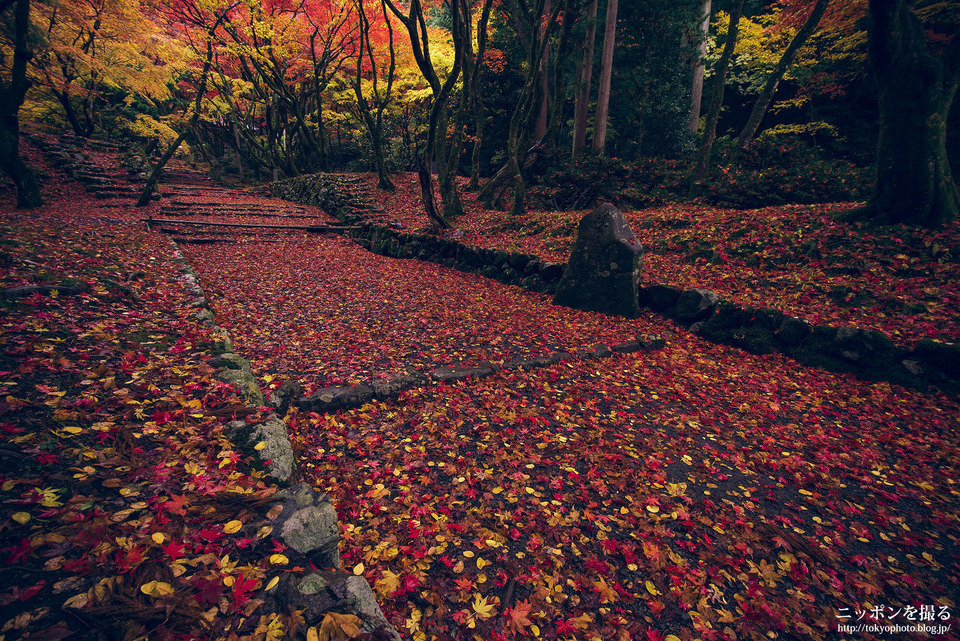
top-left (544, 0), bottom-right (577, 148)
top-left (844, 0), bottom-right (959, 227)
top-left (688, 0), bottom-right (711, 133)
top-left (0, 0), bottom-right (42, 208)
top-left (572, 0), bottom-right (598, 155)
top-left (137, 11), bottom-right (228, 207)
top-left (535, 0), bottom-right (550, 140)
top-left (232, 121), bottom-right (244, 174)
top-left (690, 0), bottom-right (744, 194)
top-left (733, 0), bottom-right (830, 155)
top-left (468, 0), bottom-right (494, 190)
top-left (592, 0), bottom-right (618, 153)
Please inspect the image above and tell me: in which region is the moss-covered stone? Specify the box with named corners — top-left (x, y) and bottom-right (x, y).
top-left (553, 204), bottom-right (643, 317)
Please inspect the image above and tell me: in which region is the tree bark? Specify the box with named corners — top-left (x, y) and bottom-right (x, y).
top-left (845, 0), bottom-right (959, 227)
top-left (383, 0), bottom-right (462, 230)
top-left (572, 0), bottom-right (598, 155)
top-left (353, 0), bottom-right (396, 191)
top-left (688, 0), bottom-right (711, 133)
top-left (733, 0), bottom-right (830, 155)
top-left (592, 0), bottom-right (618, 154)
top-left (0, 0), bottom-right (42, 208)
top-left (690, 0), bottom-right (744, 194)
top-left (534, 0), bottom-right (550, 140)
top-left (137, 6), bottom-right (235, 206)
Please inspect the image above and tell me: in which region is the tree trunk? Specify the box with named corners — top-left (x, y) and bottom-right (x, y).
top-left (0, 0), bottom-right (42, 208)
top-left (845, 0), bottom-right (959, 227)
top-left (690, 0), bottom-right (745, 194)
top-left (733, 0), bottom-right (830, 155)
top-left (467, 0), bottom-right (494, 190)
top-left (417, 156), bottom-right (449, 229)
top-left (137, 11), bottom-right (227, 207)
top-left (592, 0), bottom-right (618, 154)
top-left (353, 0), bottom-right (396, 191)
top-left (534, 0), bottom-right (550, 140)
top-left (688, 0), bottom-right (711, 133)
top-left (572, 0), bottom-right (598, 155)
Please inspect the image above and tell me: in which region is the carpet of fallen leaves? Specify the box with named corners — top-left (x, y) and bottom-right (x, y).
top-left (0, 149), bottom-right (322, 640)
top-left (5, 148), bottom-right (960, 641)
top-left (180, 237), bottom-right (645, 393)
top-left (293, 346), bottom-right (960, 641)
top-left (360, 174), bottom-right (960, 346)
top-left (178, 174), bottom-right (960, 640)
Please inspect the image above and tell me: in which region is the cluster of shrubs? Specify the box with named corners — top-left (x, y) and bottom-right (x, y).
top-left (528, 138), bottom-right (872, 211)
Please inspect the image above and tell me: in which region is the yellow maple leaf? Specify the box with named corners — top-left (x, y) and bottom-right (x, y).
top-left (471, 593), bottom-right (496, 621)
top-left (375, 570), bottom-right (400, 597)
top-left (318, 612), bottom-right (363, 641)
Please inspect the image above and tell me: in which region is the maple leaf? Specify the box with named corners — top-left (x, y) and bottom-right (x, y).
top-left (375, 570), bottom-right (400, 597)
top-left (163, 493), bottom-right (189, 516)
top-left (504, 599), bottom-right (533, 635)
top-left (316, 612), bottom-right (363, 641)
top-left (471, 593), bottom-right (496, 621)
top-left (194, 577), bottom-right (224, 606)
top-left (231, 573), bottom-right (258, 610)
top-left (556, 619), bottom-right (577, 636)
top-left (162, 540), bottom-right (186, 559)
top-left (593, 578), bottom-right (617, 604)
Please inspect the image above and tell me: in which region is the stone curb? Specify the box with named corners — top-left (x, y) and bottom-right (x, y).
top-left (272, 175), bottom-right (959, 394)
top-left (168, 244), bottom-right (401, 639)
top-left (640, 287), bottom-right (960, 393)
top-left (296, 336), bottom-right (666, 414)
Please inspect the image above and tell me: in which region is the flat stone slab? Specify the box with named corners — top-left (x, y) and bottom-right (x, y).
top-left (430, 365), bottom-right (495, 382)
top-left (297, 385), bottom-right (374, 412)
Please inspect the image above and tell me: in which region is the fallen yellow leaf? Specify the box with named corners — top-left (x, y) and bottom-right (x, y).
top-left (140, 581), bottom-right (174, 597)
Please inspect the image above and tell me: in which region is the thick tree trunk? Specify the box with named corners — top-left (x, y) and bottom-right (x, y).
top-left (846, 0), bottom-right (959, 227)
top-left (688, 0), bottom-right (711, 133)
top-left (0, 0), bottom-right (42, 208)
top-left (733, 0), bottom-right (830, 155)
top-left (572, 0), bottom-right (598, 155)
top-left (690, 0), bottom-right (745, 194)
top-left (592, 0), bottom-right (618, 154)
top-left (417, 157), bottom-right (449, 229)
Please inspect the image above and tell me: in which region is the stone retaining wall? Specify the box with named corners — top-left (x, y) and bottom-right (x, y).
top-left (271, 174), bottom-right (960, 394)
top-left (171, 246), bottom-right (401, 640)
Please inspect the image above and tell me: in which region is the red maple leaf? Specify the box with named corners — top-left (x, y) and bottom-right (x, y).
top-left (162, 540), bottom-right (186, 559)
top-left (231, 573), bottom-right (258, 609)
top-left (504, 600), bottom-right (533, 635)
top-left (555, 619), bottom-right (577, 636)
top-left (163, 494), bottom-right (189, 517)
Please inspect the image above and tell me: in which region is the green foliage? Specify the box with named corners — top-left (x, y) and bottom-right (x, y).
top-left (529, 134), bottom-right (871, 211)
top-left (608, 0), bottom-right (701, 159)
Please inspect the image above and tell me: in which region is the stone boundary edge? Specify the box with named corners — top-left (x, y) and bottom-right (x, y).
top-left (270, 174), bottom-right (960, 394)
top-left (170, 245), bottom-right (402, 640)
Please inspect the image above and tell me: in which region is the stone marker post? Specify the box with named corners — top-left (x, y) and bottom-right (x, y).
top-left (553, 203), bottom-right (643, 316)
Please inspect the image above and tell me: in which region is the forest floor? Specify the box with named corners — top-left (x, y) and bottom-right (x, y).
top-left (1, 144), bottom-right (959, 641)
